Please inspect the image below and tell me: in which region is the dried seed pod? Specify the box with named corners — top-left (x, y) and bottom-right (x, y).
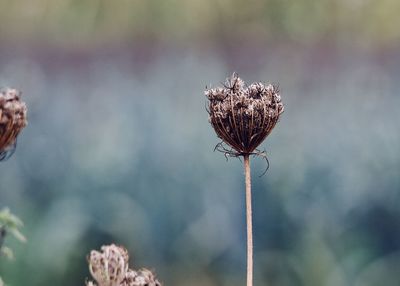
top-left (0, 88), bottom-right (27, 161)
top-left (88, 244), bottom-right (129, 286)
top-left (122, 268), bottom-right (162, 286)
top-left (205, 73), bottom-right (283, 155)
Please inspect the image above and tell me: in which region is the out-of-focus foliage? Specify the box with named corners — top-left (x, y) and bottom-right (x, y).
top-left (0, 208), bottom-right (26, 258)
top-left (0, 208), bottom-right (25, 285)
top-left (0, 0), bottom-right (400, 286)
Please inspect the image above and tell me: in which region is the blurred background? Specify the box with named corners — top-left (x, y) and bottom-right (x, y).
top-left (1, 0), bottom-right (400, 285)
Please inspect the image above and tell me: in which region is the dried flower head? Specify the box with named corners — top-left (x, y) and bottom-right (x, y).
top-left (205, 73), bottom-right (283, 156)
top-left (120, 269), bottom-right (161, 286)
top-left (88, 244), bottom-right (129, 286)
top-left (0, 88), bottom-right (27, 161)
top-left (86, 244), bottom-right (162, 286)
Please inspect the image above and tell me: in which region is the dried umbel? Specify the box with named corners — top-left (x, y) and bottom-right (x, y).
top-left (0, 88), bottom-right (27, 161)
top-left (86, 244), bottom-right (162, 286)
top-left (88, 244), bottom-right (129, 286)
top-left (205, 73), bottom-right (283, 156)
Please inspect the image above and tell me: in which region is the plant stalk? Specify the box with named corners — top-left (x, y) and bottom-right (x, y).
top-left (244, 155), bottom-right (253, 286)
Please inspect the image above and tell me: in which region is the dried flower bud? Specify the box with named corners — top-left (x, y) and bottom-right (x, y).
top-left (0, 88), bottom-right (27, 161)
top-left (88, 244), bottom-right (129, 286)
top-left (205, 73), bottom-right (283, 155)
top-left (120, 268), bottom-right (161, 286)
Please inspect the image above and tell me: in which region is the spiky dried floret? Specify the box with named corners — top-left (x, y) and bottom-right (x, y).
top-left (0, 88), bottom-right (27, 160)
top-left (119, 269), bottom-right (138, 286)
top-left (205, 73), bottom-right (283, 155)
top-left (120, 268), bottom-right (161, 286)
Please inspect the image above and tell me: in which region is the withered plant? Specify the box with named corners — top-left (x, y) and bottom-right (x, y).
top-left (0, 88), bottom-right (27, 161)
top-left (86, 244), bottom-right (162, 286)
top-left (205, 73), bottom-right (283, 286)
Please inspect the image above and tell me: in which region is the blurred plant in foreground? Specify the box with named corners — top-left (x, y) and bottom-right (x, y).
top-left (0, 208), bottom-right (26, 285)
top-left (0, 208), bottom-right (26, 258)
top-left (86, 244), bottom-right (162, 286)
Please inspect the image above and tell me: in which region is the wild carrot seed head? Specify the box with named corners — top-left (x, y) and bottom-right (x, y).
top-left (205, 73), bottom-right (283, 155)
top-left (0, 88), bottom-right (27, 161)
top-left (86, 244), bottom-right (162, 286)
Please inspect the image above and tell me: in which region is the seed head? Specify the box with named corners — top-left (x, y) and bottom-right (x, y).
top-left (88, 244), bottom-right (129, 286)
top-left (0, 88), bottom-right (27, 161)
top-left (86, 245), bottom-right (162, 286)
top-left (205, 73), bottom-right (283, 155)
